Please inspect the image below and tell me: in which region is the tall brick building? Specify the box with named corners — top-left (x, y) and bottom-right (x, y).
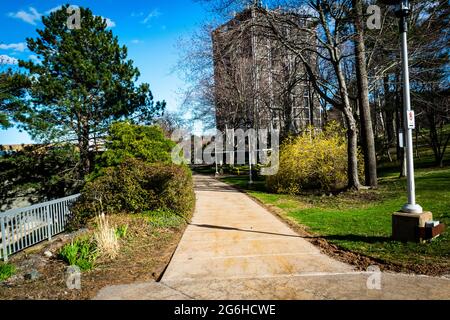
top-left (212, 4), bottom-right (322, 135)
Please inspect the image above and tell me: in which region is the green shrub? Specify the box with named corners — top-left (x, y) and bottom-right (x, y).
top-left (71, 158), bottom-right (195, 226)
top-left (93, 121), bottom-right (176, 175)
top-left (59, 237), bottom-right (98, 271)
top-left (0, 263), bottom-right (16, 281)
top-left (266, 122), bottom-right (364, 193)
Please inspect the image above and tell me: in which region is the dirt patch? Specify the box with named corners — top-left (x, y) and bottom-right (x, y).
top-left (0, 215), bottom-right (187, 300)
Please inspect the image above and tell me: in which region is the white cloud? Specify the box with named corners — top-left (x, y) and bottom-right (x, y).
top-left (28, 55), bottom-right (40, 63)
top-left (103, 17), bottom-right (116, 28)
top-left (0, 43), bottom-right (27, 52)
top-left (8, 7), bottom-right (42, 25)
top-left (95, 15), bottom-right (116, 28)
top-left (142, 9), bottom-right (161, 24)
top-left (0, 55), bottom-right (19, 65)
top-left (46, 5), bottom-right (63, 14)
top-left (131, 12), bottom-right (144, 17)
top-left (130, 39), bottom-right (143, 44)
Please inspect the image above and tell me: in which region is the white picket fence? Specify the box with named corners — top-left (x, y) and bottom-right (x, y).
top-left (0, 194), bottom-right (81, 262)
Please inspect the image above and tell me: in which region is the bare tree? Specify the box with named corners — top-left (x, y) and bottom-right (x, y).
top-left (352, 0), bottom-right (377, 187)
top-left (259, 1), bottom-right (362, 189)
top-left (179, 3), bottom-right (321, 138)
top-left (365, 0), bottom-right (449, 171)
top-left (177, 24), bottom-right (217, 130)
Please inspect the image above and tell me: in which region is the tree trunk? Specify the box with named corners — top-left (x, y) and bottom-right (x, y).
top-left (78, 120), bottom-right (91, 178)
top-left (383, 75), bottom-right (395, 149)
top-left (343, 108), bottom-right (361, 189)
top-left (393, 72), bottom-right (406, 177)
top-left (353, 0), bottom-right (378, 188)
top-left (335, 62), bottom-right (361, 190)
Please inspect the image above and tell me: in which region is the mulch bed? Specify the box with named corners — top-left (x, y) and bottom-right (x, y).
top-left (0, 215), bottom-right (186, 300)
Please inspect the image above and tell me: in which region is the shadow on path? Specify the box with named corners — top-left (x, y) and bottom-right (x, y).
top-left (194, 185), bottom-right (238, 192)
top-left (189, 223), bottom-right (308, 239)
top-left (190, 224), bottom-right (393, 245)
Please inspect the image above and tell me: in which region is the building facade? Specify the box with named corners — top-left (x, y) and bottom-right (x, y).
top-left (212, 5), bottom-right (322, 136)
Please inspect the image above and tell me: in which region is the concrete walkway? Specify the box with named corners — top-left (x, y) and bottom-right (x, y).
top-left (95, 175), bottom-right (450, 300)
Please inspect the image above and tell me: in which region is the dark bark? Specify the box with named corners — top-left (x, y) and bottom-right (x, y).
top-left (383, 75), bottom-right (395, 148)
top-left (78, 117), bottom-right (91, 178)
top-left (343, 107), bottom-right (361, 189)
top-left (353, 0), bottom-right (378, 188)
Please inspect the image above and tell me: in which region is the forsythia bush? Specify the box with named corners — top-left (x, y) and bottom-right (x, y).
top-left (266, 122), bottom-right (363, 193)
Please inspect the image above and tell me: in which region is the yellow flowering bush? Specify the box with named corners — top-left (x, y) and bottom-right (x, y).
top-left (267, 122), bottom-right (363, 193)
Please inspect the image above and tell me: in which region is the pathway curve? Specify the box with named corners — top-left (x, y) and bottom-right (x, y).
top-left (95, 175), bottom-right (450, 300)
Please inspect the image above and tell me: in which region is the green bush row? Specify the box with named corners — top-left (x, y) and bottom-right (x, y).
top-left (70, 158), bottom-right (195, 227)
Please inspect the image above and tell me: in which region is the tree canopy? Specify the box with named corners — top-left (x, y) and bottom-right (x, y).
top-left (0, 69), bottom-right (30, 129)
top-left (97, 121), bottom-right (176, 170)
top-left (18, 5), bottom-right (165, 176)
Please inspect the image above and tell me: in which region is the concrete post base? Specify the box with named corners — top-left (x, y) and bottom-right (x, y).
top-left (392, 211), bottom-right (433, 243)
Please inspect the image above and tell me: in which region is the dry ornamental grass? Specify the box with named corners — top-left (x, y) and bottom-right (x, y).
top-left (94, 214), bottom-right (120, 260)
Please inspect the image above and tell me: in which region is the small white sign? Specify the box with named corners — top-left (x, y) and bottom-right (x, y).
top-left (399, 130), bottom-right (404, 148)
top-left (407, 111), bottom-right (415, 129)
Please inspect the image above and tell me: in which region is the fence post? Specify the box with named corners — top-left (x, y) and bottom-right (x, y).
top-left (46, 206), bottom-right (52, 241)
top-left (1, 216), bottom-right (8, 262)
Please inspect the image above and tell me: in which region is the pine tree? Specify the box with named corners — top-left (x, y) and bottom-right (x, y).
top-left (19, 5), bottom-right (165, 177)
top-left (0, 69), bottom-right (30, 129)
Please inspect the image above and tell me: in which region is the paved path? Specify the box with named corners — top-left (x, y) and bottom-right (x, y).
top-left (95, 175), bottom-right (450, 300)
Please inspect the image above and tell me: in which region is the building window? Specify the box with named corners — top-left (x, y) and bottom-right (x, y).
top-left (303, 97), bottom-right (311, 124)
top-left (293, 106), bottom-right (302, 120)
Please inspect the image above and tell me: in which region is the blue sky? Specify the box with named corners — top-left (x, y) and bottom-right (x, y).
top-left (0, 0), bottom-right (209, 144)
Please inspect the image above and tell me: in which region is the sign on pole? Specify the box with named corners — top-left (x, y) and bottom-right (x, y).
top-left (407, 110), bottom-right (415, 129)
top-left (399, 129), bottom-right (404, 148)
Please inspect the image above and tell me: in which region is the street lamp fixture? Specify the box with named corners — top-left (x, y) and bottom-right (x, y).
top-left (379, 0), bottom-right (422, 214)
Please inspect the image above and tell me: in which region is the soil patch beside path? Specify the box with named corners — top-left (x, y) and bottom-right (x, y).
top-left (0, 215), bottom-right (187, 300)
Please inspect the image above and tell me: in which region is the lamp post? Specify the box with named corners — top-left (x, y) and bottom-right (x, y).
top-left (248, 134), bottom-right (253, 185)
top-left (380, 0), bottom-right (422, 214)
top-left (215, 139), bottom-right (219, 177)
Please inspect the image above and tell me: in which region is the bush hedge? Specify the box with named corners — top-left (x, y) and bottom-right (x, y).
top-left (93, 122), bottom-right (176, 176)
top-left (71, 158), bottom-right (195, 227)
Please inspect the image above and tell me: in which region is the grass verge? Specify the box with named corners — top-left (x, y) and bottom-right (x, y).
top-left (221, 167), bottom-right (450, 275)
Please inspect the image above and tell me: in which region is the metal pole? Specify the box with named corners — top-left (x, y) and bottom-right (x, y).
top-left (46, 206), bottom-right (52, 241)
top-left (1, 216), bottom-right (8, 262)
top-left (399, 13), bottom-right (422, 214)
top-left (249, 135), bottom-right (253, 185)
top-left (215, 140), bottom-right (219, 176)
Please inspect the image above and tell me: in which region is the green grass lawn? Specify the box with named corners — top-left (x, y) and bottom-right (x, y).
top-left (221, 167), bottom-right (450, 270)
